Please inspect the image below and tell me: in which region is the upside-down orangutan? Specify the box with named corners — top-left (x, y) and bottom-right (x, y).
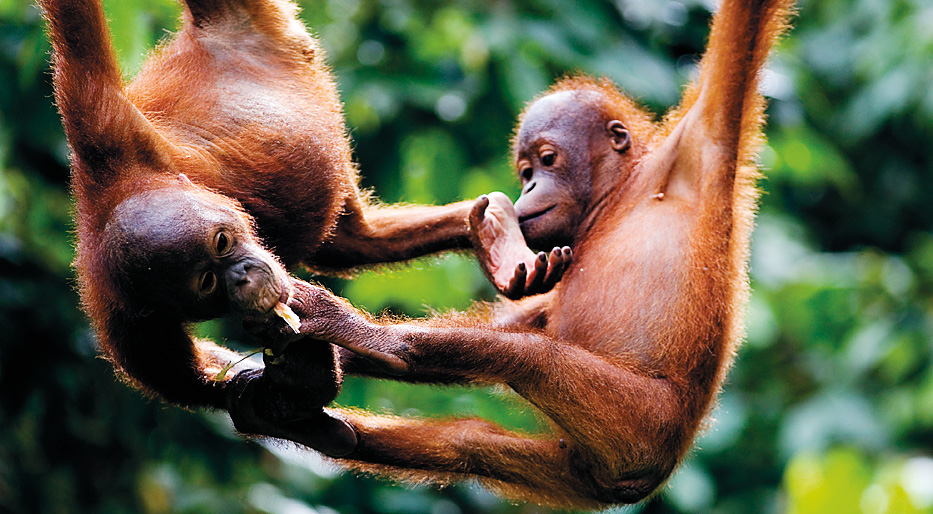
top-left (39, 0), bottom-right (571, 457)
top-left (233, 0), bottom-right (794, 507)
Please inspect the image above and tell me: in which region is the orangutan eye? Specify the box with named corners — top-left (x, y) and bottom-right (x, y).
top-left (516, 159), bottom-right (533, 182)
top-left (521, 167), bottom-right (533, 182)
top-left (213, 230), bottom-right (234, 256)
top-left (540, 151), bottom-right (556, 167)
top-left (198, 270), bottom-right (218, 295)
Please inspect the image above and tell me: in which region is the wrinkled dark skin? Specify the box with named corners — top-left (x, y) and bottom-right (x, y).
top-left (106, 185), bottom-right (291, 320)
top-left (512, 92), bottom-right (633, 250)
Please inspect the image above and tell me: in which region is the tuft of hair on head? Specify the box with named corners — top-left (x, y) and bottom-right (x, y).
top-left (514, 75), bottom-right (658, 155)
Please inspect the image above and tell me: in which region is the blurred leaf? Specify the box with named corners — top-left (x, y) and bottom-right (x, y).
top-left (498, 45), bottom-right (551, 112)
top-left (767, 126), bottom-right (857, 195)
top-left (398, 129), bottom-right (467, 204)
top-left (784, 448), bottom-right (871, 514)
top-left (663, 463), bottom-right (716, 513)
top-left (779, 393), bottom-right (888, 457)
top-left (342, 253), bottom-right (487, 315)
top-left (784, 450), bottom-right (933, 514)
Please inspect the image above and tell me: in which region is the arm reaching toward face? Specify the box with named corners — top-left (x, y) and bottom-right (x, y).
top-left (470, 193), bottom-right (572, 299)
top-left (233, 0), bottom-right (794, 508)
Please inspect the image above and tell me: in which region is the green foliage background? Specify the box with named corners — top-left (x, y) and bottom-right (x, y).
top-left (2, 0), bottom-right (933, 512)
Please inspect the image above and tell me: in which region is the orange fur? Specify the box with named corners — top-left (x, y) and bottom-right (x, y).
top-left (42, 0), bottom-right (794, 507)
top-left (39, 0), bottom-right (483, 408)
top-left (270, 0), bottom-right (796, 507)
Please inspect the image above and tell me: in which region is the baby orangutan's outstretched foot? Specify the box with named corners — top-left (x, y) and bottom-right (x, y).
top-left (470, 192), bottom-right (572, 300)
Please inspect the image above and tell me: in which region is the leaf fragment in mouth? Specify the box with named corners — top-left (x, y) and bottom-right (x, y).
top-left (274, 302), bottom-right (301, 333)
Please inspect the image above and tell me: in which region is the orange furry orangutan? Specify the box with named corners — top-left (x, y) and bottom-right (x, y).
top-left (39, 0), bottom-right (570, 458)
top-left (233, 0), bottom-right (795, 508)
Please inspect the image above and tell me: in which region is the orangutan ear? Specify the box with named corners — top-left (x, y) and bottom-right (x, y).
top-left (607, 120), bottom-right (631, 153)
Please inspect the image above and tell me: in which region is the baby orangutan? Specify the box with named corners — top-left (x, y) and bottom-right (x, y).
top-left (39, 0), bottom-right (570, 457)
top-left (235, 0), bottom-right (795, 507)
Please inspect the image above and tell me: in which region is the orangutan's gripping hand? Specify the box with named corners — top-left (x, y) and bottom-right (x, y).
top-left (243, 278), bottom-right (409, 375)
top-left (469, 192), bottom-right (572, 300)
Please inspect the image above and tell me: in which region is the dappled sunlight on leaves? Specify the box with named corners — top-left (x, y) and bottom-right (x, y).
top-left (784, 449), bottom-right (933, 514)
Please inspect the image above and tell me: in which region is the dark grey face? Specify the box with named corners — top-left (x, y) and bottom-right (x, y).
top-left (513, 91), bottom-right (603, 249)
top-left (105, 187), bottom-right (289, 321)
top-left (513, 90), bottom-right (632, 250)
